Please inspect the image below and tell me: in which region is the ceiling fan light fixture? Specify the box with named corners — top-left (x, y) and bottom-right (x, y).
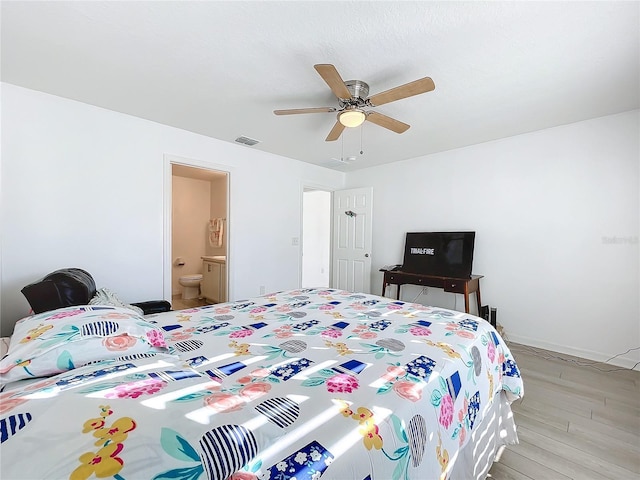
top-left (339, 109), bottom-right (366, 128)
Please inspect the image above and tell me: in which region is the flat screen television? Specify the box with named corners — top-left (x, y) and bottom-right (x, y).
top-left (402, 232), bottom-right (476, 278)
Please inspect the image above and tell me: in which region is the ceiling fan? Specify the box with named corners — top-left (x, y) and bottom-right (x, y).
top-left (274, 64), bottom-right (435, 141)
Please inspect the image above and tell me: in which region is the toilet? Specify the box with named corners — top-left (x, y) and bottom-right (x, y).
top-left (178, 274), bottom-right (203, 300)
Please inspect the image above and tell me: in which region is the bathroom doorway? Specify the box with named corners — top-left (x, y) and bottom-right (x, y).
top-left (169, 162), bottom-right (229, 309)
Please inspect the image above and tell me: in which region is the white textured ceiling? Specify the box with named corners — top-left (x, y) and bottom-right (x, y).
top-left (2, 1), bottom-right (638, 171)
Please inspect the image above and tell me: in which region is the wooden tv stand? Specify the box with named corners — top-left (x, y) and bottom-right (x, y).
top-left (381, 270), bottom-right (483, 314)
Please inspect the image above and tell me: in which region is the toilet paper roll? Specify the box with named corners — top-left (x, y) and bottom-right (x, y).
top-left (175, 257), bottom-right (186, 266)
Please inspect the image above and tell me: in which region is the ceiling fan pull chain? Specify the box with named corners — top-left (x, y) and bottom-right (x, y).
top-left (360, 124), bottom-right (364, 155)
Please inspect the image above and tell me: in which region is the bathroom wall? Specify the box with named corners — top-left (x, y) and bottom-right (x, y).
top-left (206, 175), bottom-right (227, 257)
top-left (171, 175), bottom-right (211, 296)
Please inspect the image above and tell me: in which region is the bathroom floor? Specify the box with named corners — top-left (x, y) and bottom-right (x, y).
top-left (171, 295), bottom-right (210, 311)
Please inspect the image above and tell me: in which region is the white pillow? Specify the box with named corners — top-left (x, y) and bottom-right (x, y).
top-left (0, 305), bottom-right (168, 384)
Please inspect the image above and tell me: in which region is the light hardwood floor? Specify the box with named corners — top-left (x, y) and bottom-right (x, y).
top-left (488, 343), bottom-right (640, 480)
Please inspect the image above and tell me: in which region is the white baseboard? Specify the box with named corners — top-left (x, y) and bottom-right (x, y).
top-left (506, 332), bottom-right (640, 371)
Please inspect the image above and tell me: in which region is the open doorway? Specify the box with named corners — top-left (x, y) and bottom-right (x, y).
top-left (169, 162), bottom-right (229, 309)
top-left (301, 189), bottom-right (331, 288)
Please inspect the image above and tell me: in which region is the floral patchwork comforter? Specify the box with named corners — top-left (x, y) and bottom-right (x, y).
top-left (0, 289), bottom-right (523, 480)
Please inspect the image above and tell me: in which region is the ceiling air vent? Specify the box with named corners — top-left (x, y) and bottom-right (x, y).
top-left (235, 135), bottom-right (260, 146)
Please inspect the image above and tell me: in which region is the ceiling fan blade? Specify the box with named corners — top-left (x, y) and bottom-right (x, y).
top-left (314, 64), bottom-right (352, 100)
top-left (366, 111), bottom-right (410, 134)
top-left (325, 121), bottom-right (346, 141)
top-left (368, 77), bottom-right (435, 107)
top-left (274, 107), bottom-right (336, 115)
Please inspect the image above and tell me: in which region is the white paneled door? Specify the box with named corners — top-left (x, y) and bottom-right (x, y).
top-left (332, 187), bottom-right (373, 293)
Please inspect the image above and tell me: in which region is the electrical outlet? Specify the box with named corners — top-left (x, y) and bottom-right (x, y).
top-left (291, 237), bottom-right (299, 246)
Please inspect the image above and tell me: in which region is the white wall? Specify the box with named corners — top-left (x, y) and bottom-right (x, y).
top-left (302, 190), bottom-right (331, 288)
top-left (2, 83), bottom-right (637, 369)
top-left (346, 110), bottom-right (639, 369)
top-left (0, 83), bottom-right (344, 336)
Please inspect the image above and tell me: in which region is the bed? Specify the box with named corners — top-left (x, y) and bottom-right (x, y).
top-left (0, 288), bottom-right (523, 480)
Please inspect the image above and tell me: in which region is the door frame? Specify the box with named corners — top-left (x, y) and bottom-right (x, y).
top-left (299, 182), bottom-right (335, 288)
top-left (299, 184), bottom-right (374, 292)
top-left (163, 154), bottom-right (233, 302)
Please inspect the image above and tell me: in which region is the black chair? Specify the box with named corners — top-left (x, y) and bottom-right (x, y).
top-left (21, 268), bottom-right (171, 315)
